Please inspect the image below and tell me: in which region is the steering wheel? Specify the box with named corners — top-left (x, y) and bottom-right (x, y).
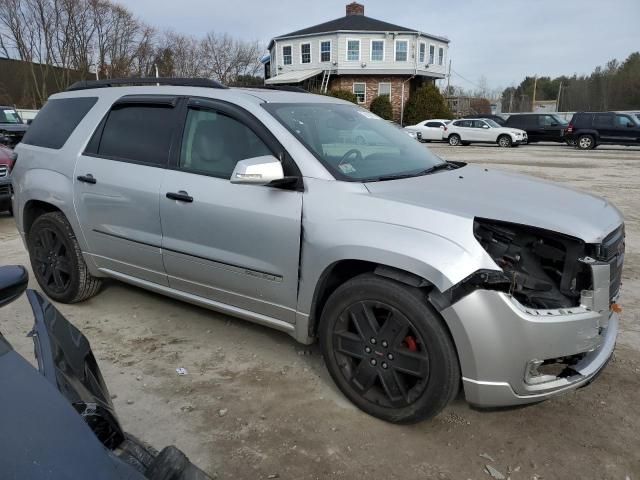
top-left (338, 148), bottom-right (363, 168)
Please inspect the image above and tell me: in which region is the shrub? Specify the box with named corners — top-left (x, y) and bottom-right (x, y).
top-left (403, 83), bottom-right (452, 125)
top-left (369, 95), bottom-right (393, 120)
top-left (327, 89), bottom-right (358, 104)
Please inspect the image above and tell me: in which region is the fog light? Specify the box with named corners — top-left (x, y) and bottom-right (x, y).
top-left (525, 359), bottom-right (561, 385)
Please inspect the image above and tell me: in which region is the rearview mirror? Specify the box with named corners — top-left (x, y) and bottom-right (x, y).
top-left (0, 265), bottom-right (29, 308)
top-left (230, 155), bottom-right (284, 186)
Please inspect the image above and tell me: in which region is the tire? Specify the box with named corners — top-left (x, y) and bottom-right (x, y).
top-left (577, 134), bottom-right (595, 150)
top-left (498, 135), bottom-right (512, 148)
top-left (27, 211), bottom-right (102, 303)
top-left (448, 134), bottom-right (461, 146)
top-left (319, 274), bottom-right (460, 424)
top-left (118, 433), bottom-right (158, 474)
top-left (566, 138), bottom-right (577, 147)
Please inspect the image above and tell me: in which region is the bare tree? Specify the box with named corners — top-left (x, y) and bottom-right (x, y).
top-left (201, 32), bottom-right (262, 84)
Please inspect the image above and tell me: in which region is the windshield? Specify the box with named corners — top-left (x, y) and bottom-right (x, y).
top-left (263, 103), bottom-right (445, 181)
top-left (485, 119), bottom-right (501, 128)
top-left (0, 108), bottom-right (22, 124)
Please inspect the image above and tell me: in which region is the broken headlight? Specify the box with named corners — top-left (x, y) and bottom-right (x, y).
top-left (472, 218), bottom-right (592, 309)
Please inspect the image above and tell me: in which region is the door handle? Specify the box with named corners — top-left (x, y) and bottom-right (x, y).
top-left (166, 191), bottom-right (193, 203)
top-left (77, 174), bottom-right (97, 184)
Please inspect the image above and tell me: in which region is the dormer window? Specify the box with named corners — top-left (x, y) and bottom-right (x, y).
top-left (395, 40), bottom-right (408, 62)
top-left (347, 39), bottom-right (360, 61)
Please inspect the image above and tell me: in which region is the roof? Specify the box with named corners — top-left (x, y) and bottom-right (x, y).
top-left (264, 69), bottom-right (324, 85)
top-left (269, 14), bottom-right (449, 48)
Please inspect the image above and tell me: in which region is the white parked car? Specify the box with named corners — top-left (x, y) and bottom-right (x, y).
top-left (404, 119), bottom-right (450, 142)
top-left (444, 118), bottom-right (528, 147)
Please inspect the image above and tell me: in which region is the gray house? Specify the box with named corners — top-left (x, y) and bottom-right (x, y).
top-left (263, 2), bottom-right (450, 121)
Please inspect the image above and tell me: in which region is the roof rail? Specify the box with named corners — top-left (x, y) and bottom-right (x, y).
top-left (240, 85), bottom-right (309, 94)
top-left (66, 77), bottom-right (227, 92)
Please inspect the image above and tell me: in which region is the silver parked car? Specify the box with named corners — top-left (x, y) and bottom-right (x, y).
top-left (11, 78), bottom-right (624, 424)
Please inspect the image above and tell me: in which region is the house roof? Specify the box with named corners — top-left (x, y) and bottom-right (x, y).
top-left (269, 14), bottom-right (449, 48)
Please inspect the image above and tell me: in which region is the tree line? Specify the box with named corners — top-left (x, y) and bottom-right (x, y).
top-left (0, 0), bottom-right (263, 107)
top-left (501, 52), bottom-right (640, 113)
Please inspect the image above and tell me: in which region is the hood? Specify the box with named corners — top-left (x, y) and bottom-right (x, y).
top-left (364, 164), bottom-right (623, 243)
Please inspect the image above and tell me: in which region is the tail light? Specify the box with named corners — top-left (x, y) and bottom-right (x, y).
top-left (444, 126), bottom-right (448, 132)
top-left (567, 123), bottom-right (574, 133)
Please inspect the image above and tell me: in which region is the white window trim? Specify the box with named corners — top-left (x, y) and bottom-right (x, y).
top-left (438, 46), bottom-right (445, 65)
top-left (346, 38), bottom-right (361, 62)
top-left (300, 42), bottom-right (312, 64)
top-left (378, 82), bottom-right (391, 96)
top-left (353, 82), bottom-right (366, 104)
top-left (428, 44), bottom-right (436, 65)
top-left (319, 39), bottom-right (332, 63)
top-left (370, 39), bottom-right (385, 62)
top-left (418, 41), bottom-right (426, 64)
top-left (394, 39), bottom-right (409, 62)
top-left (282, 44), bottom-right (293, 66)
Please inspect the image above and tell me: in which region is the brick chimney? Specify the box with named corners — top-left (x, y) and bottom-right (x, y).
top-left (346, 2), bottom-right (365, 16)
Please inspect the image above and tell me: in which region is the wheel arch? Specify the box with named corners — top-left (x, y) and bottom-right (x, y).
top-left (306, 259), bottom-right (442, 339)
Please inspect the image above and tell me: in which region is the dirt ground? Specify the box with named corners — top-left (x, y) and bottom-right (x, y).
top-left (1, 142), bottom-right (639, 480)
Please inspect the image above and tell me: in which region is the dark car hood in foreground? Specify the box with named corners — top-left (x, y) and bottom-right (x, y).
top-left (365, 164), bottom-right (623, 243)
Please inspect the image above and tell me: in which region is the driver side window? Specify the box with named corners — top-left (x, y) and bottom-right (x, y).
top-left (472, 120), bottom-right (486, 128)
top-left (179, 108), bottom-right (272, 179)
top-left (616, 115), bottom-right (634, 128)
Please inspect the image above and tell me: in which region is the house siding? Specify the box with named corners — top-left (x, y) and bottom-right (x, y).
top-left (270, 33), bottom-right (447, 78)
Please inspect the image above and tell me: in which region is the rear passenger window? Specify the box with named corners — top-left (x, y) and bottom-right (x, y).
top-left (425, 122), bottom-right (442, 128)
top-left (594, 114), bottom-right (613, 127)
top-left (97, 105), bottom-right (175, 166)
top-left (21, 97), bottom-right (97, 149)
top-left (179, 108), bottom-right (272, 179)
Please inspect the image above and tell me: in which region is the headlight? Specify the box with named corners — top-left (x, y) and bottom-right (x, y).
top-left (473, 218), bottom-right (592, 309)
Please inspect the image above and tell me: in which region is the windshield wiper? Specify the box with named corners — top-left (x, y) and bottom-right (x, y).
top-left (371, 162), bottom-right (455, 182)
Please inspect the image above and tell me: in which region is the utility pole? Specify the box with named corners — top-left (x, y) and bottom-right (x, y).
top-left (556, 82), bottom-right (563, 112)
top-left (446, 59), bottom-right (452, 95)
top-left (531, 76), bottom-right (538, 112)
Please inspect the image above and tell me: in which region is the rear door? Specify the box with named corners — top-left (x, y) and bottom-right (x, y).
top-left (74, 96), bottom-right (181, 285)
top-left (159, 98), bottom-right (303, 323)
top-left (454, 120), bottom-right (474, 140)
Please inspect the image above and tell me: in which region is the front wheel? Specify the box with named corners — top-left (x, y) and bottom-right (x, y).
top-left (448, 134), bottom-right (461, 146)
top-left (319, 274), bottom-right (460, 424)
top-left (498, 135), bottom-right (513, 148)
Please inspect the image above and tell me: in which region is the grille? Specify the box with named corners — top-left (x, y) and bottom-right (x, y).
top-left (0, 184), bottom-right (11, 195)
top-left (0, 166), bottom-right (7, 177)
top-left (597, 225), bottom-right (625, 300)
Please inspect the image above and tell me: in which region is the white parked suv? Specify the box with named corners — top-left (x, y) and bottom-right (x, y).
top-left (404, 119), bottom-right (450, 142)
top-left (444, 118), bottom-right (528, 147)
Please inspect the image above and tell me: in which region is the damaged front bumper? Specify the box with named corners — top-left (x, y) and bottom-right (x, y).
top-left (440, 260), bottom-right (619, 407)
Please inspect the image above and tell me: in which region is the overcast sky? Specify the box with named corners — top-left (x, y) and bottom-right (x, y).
top-left (116, 0), bottom-right (640, 91)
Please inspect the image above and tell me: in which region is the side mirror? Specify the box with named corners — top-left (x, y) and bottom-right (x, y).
top-left (0, 265), bottom-right (29, 308)
top-left (628, 123), bottom-right (635, 128)
top-left (482, 125), bottom-right (490, 129)
top-left (27, 119), bottom-right (33, 125)
top-left (230, 155), bottom-right (284, 186)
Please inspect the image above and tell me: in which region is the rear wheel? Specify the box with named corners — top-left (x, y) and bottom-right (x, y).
top-left (566, 138), bottom-right (577, 147)
top-left (27, 211), bottom-right (102, 303)
top-left (577, 134), bottom-right (595, 150)
top-left (448, 134), bottom-right (461, 146)
top-left (498, 135), bottom-right (512, 148)
top-left (319, 274), bottom-right (460, 424)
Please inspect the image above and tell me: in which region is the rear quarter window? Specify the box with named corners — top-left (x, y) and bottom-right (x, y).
top-left (21, 97), bottom-right (97, 149)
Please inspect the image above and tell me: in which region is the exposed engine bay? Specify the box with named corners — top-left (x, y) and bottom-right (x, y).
top-left (472, 218), bottom-right (595, 309)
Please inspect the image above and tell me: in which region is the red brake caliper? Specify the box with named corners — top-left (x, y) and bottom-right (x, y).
top-left (404, 335), bottom-right (418, 352)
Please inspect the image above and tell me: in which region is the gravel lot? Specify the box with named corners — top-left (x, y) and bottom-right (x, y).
top-left (1, 142), bottom-right (639, 479)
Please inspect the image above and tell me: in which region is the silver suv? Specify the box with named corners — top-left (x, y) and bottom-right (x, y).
top-left (11, 78), bottom-right (624, 423)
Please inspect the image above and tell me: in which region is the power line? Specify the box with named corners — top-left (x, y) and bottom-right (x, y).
top-left (450, 69), bottom-right (485, 90)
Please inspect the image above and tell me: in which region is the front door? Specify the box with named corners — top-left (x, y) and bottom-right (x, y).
top-left (160, 99), bottom-right (303, 323)
top-left (74, 96), bottom-right (181, 285)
